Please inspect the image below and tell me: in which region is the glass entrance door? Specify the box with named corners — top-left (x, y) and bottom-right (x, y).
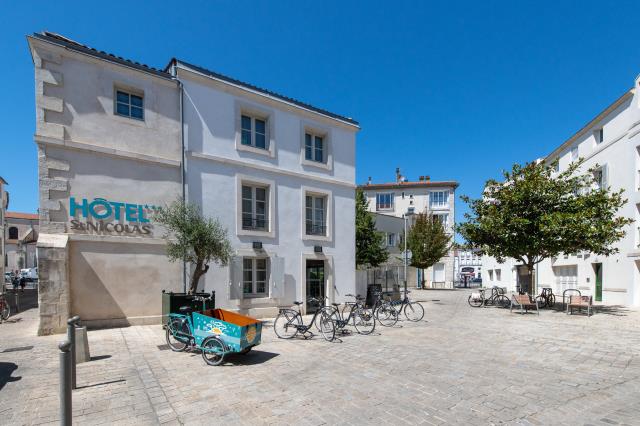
top-left (306, 260), bottom-right (325, 313)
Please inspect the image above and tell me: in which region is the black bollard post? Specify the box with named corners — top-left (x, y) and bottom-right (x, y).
top-left (59, 340), bottom-right (72, 426)
top-left (67, 316), bottom-right (80, 389)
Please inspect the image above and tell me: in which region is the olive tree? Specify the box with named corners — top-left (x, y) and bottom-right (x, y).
top-left (155, 200), bottom-right (232, 294)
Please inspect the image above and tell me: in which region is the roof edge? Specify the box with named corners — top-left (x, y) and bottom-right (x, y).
top-left (358, 181), bottom-right (459, 190)
top-left (545, 88), bottom-right (634, 161)
top-left (171, 58), bottom-right (360, 128)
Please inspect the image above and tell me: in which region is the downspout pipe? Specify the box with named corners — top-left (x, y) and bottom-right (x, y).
top-left (171, 62), bottom-right (188, 294)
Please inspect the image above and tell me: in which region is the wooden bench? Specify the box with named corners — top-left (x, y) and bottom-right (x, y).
top-left (567, 295), bottom-right (592, 316)
top-left (510, 293), bottom-right (539, 315)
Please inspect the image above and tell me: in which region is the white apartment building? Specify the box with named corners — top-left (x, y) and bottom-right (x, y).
top-left (1, 177), bottom-right (7, 282)
top-left (484, 76), bottom-right (640, 306)
top-left (28, 31), bottom-right (358, 334)
top-left (359, 170), bottom-right (458, 288)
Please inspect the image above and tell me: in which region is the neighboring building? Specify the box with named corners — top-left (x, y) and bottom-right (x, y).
top-left (359, 169), bottom-right (458, 288)
top-left (28, 31), bottom-right (358, 334)
top-left (4, 212), bottom-right (39, 273)
top-left (0, 177), bottom-right (7, 282)
top-left (454, 248), bottom-right (482, 283)
top-left (484, 76), bottom-right (640, 306)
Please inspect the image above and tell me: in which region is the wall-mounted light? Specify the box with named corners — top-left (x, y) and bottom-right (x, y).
top-left (253, 241), bottom-right (263, 250)
top-left (314, 245), bottom-right (323, 253)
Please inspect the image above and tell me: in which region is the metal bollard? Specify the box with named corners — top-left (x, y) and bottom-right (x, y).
top-left (59, 340), bottom-right (72, 426)
top-left (67, 316), bottom-right (80, 389)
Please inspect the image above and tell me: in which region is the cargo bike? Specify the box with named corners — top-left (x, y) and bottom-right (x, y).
top-left (165, 304), bottom-right (262, 366)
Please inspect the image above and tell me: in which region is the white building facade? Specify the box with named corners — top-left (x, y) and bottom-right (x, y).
top-left (454, 249), bottom-right (482, 282)
top-left (28, 31), bottom-right (358, 334)
top-left (484, 77), bottom-right (640, 306)
top-left (359, 171), bottom-right (457, 288)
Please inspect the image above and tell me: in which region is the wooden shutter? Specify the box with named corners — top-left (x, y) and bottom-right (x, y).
top-left (269, 256), bottom-right (285, 299)
top-left (229, 256), bottom-right (244, 300)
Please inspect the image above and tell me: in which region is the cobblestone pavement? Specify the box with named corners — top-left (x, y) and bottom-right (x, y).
top-left (2, 289), bottom-right (640, 425)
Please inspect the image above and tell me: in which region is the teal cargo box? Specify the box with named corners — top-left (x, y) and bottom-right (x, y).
top-left (192, 309), bottom-right (262, 353)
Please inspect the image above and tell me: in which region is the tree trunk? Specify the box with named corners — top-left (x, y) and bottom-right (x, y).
top-left (421, 268), bottom-right (425, 289)
top-left (527, 263), bottom-right (536, 296)
top-left (189, 261), bottom-right (209, 294)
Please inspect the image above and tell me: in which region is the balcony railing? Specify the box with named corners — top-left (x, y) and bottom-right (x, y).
top-left (305, 222), bottom-right (326, 236)
top-left (242, 216), bottom-right (267, 231)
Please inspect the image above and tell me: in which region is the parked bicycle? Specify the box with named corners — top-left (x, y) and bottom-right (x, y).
top-left (0, 292), bottom-right (9, 322)
top-left (371, 291), bottom-right (400, 327)
top-left (321, 294), bottom-right (376, 335)
top-left (467, 286), bottom-right (510, 308)
top-left (377, 290), bottom-right (424, 322)
top-left (535, 287), bottom-right (556, 308)
top-left (274, 297), bottom-right (336, 341)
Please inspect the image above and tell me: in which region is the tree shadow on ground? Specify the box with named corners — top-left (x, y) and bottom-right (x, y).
top-left (0, 362), bottom-right (21, 391)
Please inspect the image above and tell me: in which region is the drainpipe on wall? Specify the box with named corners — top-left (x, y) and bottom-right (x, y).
top-left (172, 63), bottom-right (188, 294)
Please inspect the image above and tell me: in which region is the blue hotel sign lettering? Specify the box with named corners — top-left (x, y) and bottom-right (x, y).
top-left (69, 197), bottom-right (158, 235)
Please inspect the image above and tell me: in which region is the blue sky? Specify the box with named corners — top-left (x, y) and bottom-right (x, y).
top-left (2, 1), bottom-right (640, 231)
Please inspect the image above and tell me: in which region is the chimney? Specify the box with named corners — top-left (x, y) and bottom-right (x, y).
top-left (424, 175), bottom-right (430, 181)
top-left (419, 176), bottom-right (424, 181)
top-left (367, 176), bottom-right (372, 185)
top-left (396, 167), bottom-right (401, 183)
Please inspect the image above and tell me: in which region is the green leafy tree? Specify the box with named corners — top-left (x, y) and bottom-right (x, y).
top-left (406, 213), bottom-right (452, 287)
top-left (355, 189), bottom-right (388, 268)
top-left (458, 159), bottom-right (632, 280)
top-left (155, 200), bottom-right (233, 294)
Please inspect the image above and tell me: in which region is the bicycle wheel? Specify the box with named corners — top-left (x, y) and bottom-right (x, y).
top-left (201, 336), bottom-right (226, 366)
top-left (341, 303), bottom-right (354, 319)
top-left (496, 295), bottom-right (510, 309)
top-left (0, 300), bottom-right (10, 320)
top-left (165, 318), bottom-right (189, 352)
top-left (316, 306), bottom-right (338, 331)
top-left (547, 294), bottom-right (556, 308)
top-left (404, 302), bottom-right (425, 322)
top-left (375, 303), bottom-right (398, 327)
top-left (353, 308), bottom-right (376, 335)
top-left (273, 310), bottom-right (301, 339)
top-left (317, 311), bottom-right (336, 341)
top-left (467, 294), bottom-right (483, 308)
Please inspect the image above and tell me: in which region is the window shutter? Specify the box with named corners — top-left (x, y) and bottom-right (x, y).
top-left (269, 256), bottom-right (285, 299)
top-left (229, 256), bottom-right (244, 300)
top-left (601, 164), bottom-right (608, 189)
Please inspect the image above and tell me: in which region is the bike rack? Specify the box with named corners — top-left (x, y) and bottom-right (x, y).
top-left (562, 289), bottom-right (581, 311)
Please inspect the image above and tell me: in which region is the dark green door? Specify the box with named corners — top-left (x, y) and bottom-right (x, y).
top-left (306, 260), bottom-right (325, 313)
top-left (594, 263), bottom-right (602, 302)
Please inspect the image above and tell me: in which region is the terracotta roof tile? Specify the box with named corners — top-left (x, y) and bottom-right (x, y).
top-left (6, 212), bottom-right (39, 220)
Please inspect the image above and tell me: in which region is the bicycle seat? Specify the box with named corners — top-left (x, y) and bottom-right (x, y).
top-left (293, 301), bottom-right (303, 306)
top-left (331, 303), bottom-right (340, 307)
top-left (178, 306), bottom-right (192, 314)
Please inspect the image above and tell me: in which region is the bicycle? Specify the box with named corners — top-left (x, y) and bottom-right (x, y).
top-left (535, 287), bottom-right (556, 308)
top-left (273, 298), bottom-right (336, 341)
top-left (378, 290), bottom-right (425, 322)
top-left (371, 291), bottom-right (399, 327)
top-left (0, 292), bottom-right (10, 322)
top-left (321, 294), bottom-right (376, 335)
top-left (467, 286), bottom-right (510, 308)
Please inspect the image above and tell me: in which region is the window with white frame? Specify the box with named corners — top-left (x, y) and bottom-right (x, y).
top-left (305, 194), bottom-right (327, 236)
top-left (243, 257), bottom-right (268, 296)
top-left (241, 114), bottom-right (268, 150)
top-left (304, 132), bottom-right (325, 163)
top-left (488, 270), bottom-right (494, 281)
top-left (430, 191), bottom-right (448, 208)
top-left (387, 233), bottom-right (396, 247)
top-left (495, 269), bottom-right (501, 281)
top-left (376, 193), bottom-right (394, 210)
top-left (595, 128), bottom-right (604, 144)
top-left (242, 184), bottom-right (268, 231)
top-left (593, 165), bottom-right (607, 190)
top-left (115, 89), bottom-right (144, 120)
top-left (433, 213), bottom-right (448, 228)
top-left (571, 146), bottom-right (578, 161)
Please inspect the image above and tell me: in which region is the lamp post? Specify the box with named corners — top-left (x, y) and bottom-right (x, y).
top-left (403, 208), bottom-right (415, 295)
